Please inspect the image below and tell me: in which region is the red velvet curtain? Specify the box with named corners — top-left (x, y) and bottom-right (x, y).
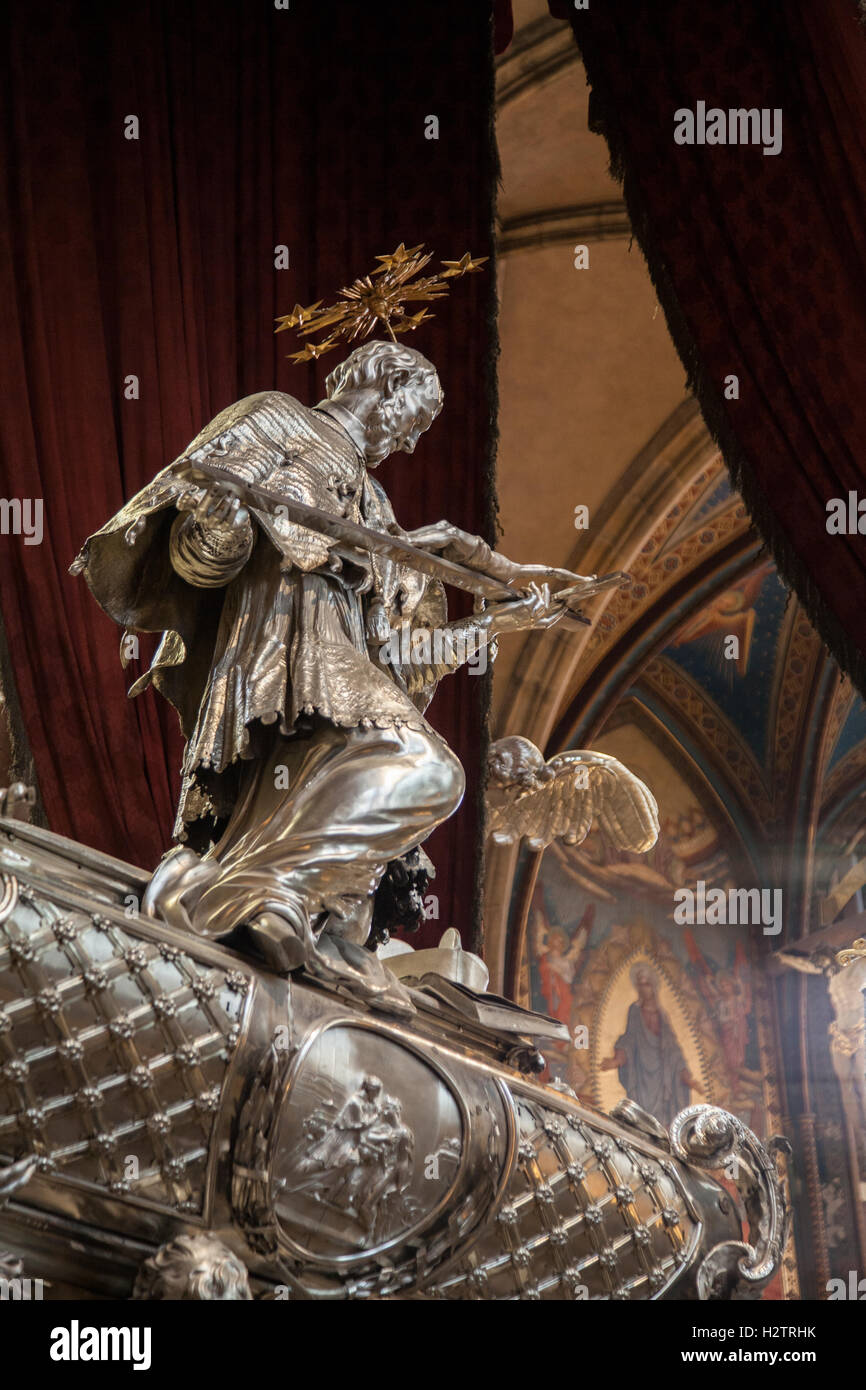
top-left (550, 0), bottom-right (866, 692)
top-left (0, 0), bottom-right (498, 942)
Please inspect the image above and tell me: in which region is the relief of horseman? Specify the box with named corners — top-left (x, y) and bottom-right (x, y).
top-left (298, 1075), bottom-right (384, 1185)
top-left (356, 1098), bottom-right (416, 1241)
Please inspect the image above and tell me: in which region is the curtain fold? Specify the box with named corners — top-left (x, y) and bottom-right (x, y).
top-left (0, 0), bottom-right (498, 942)
top-left (550, 0), bottom-right (866, 691)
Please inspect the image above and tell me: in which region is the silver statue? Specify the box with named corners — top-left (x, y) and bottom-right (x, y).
top-left (487, 735), bottom-right (660, 852)
top-left (71, 341), bottom-right (609, 991)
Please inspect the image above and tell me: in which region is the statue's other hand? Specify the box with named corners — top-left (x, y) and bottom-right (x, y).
top-left (404, 530), bottom-right (588, 601)
top-left (403, 520), bottom-right (482, 562)
top-left (404, 522), bottom-right (525, 586)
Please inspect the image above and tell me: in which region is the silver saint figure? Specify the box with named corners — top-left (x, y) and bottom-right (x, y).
top-left (73, 341), bottom-right (566, 984)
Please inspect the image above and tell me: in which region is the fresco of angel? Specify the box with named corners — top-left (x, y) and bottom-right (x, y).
top-left (531, 901), bottom-right (594, 1025)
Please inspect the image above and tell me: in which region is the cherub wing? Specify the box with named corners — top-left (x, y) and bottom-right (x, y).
top-left (566, 904), bottom-right (595, 962)
top-left (775, 950), bottom-right (826, 976)
top-left (488, 746), bottom-right (659, 853)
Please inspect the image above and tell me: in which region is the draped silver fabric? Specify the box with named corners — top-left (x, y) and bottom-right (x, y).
top-left (77, 389), bottom-right (468, 951)
top-left (191, 718), bottom-right (464, 942)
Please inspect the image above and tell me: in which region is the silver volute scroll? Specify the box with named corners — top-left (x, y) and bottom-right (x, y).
top-left (669, 1104), bottom-right (789, 1299)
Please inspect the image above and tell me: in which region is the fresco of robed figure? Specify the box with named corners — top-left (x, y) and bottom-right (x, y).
top-left (600, 960), bottom-right (703, 1126)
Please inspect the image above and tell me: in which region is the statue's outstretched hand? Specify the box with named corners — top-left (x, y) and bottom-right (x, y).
top-left (484, 582), bottom-right (566, 636)
top-left (404, 524), bottom-right (605, 603)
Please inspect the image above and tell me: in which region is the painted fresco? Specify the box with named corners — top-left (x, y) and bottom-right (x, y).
top-left (527, 824), bottom-right (764, 1134)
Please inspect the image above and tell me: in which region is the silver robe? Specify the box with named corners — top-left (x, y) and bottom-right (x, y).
top-left (75, 390), bottom-right (461, 854)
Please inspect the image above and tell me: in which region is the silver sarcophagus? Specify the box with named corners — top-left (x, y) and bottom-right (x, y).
top-left (0, 818), bottom-right (787, 1301)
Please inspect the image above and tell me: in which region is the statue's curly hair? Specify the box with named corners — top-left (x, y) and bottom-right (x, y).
top-left (325, 339), bottom-right (442, 417)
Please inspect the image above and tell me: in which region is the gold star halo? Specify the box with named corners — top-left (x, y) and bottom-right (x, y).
top-left (275, 244), bottom-right (487, 363)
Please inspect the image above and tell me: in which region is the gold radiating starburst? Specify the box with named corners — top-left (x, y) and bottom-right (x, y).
top-left (275, 244), bottom-right (487, 363)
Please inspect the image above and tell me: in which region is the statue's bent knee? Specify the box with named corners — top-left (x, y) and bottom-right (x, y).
top-left (422, 736), bottom-right (466, 822)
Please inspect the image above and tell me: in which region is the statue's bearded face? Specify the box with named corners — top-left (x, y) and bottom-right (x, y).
top-left (363, 376), bottom-right (441, 465)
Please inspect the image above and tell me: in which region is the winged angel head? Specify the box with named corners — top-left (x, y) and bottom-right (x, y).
top-left (486, 736), bottom-right (659, 855)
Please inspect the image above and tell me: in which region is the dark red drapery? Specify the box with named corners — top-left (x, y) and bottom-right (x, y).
top-left (0, 0), bottom-right (498, 944)
top-left (550, 0), bottom-right (866, 692)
